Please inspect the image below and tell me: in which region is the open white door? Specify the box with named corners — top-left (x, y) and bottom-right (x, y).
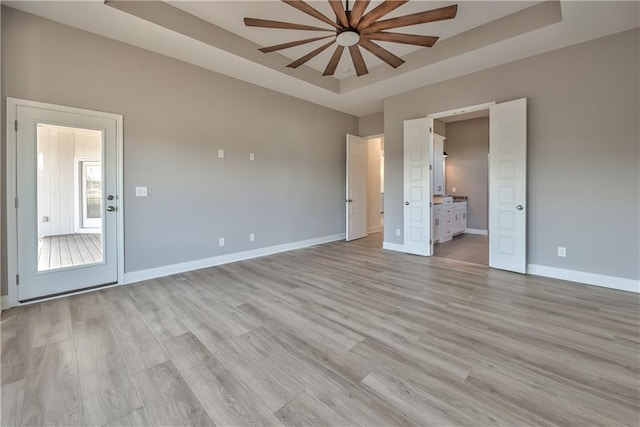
top-left (403, 118), bottom-right (433, 256)
top-left (489, 98), bottom-right (527, 273)
top-left (346, 134), bottom-right (368, 241)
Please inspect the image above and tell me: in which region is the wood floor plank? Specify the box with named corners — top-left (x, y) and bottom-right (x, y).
top-left (99, 290), bottom-right (169, 374)
top-left (165, 332), bottom-right (282, 426)
top-left (240, 326), bottom-right (415, 426)
top-left (1, 308), bottom-right (33, 385)
top-left (103, 408), bottom-right (148, 427)
top-left (73, 317), bottom-right (142, 426)
top-left (30, 297), bottom-right (73, 349)
top-left (181, 311), bottom-right (303, 412)
top-left (20, 339), bottom-right (84, 426)
top-left (275, 391), bottom-right (350, 427)
top-left (132, 360), bottom-right (213, 426)
top-left (0, 379), bottom-right (24, 426)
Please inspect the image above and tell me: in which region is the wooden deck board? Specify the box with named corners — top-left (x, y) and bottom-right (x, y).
top-left (37, 233), bottom-right (102, 270)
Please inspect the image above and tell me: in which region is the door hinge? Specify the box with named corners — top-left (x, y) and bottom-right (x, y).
top-left (14, 120), bottom-right (18, 131)
top-left (430, 202), bottom-right (432, 207)
top-left (430, 239), bottom-right (432, 244)
top-left (429, 127), bottom-right (432, 133)
top-left (15, 198), bottom-right (18, 209)
top-left (16, 275), bottom-right (19, 286)
top-left (429, 164), bottom-right (432, 170)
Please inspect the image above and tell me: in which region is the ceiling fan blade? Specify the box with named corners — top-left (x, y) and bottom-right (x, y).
top-left (287, 40), bottom-right (336, 68)
top-left (348, 45), bottom-right (368, 76)
top-left (328, 0), bottom-right (349, 28)
top-left (357, 0), bottom-right (408, 30)
top-left (349, 0), bottom-right (371, 27)
top-left (362, 5), bottom-right (458, 34)
top-left (364, 32), bottom-right (439, 47)
top-left (358, 38), bottom-right (404, 68)
top-left (259, 36), bottom-right (334, 53)
top-left (323, 45), bottom-right (345, 76)
top-left (282, 0), bottom-right (341, 29)
top-left (244, 18), bottom-right (333, 32)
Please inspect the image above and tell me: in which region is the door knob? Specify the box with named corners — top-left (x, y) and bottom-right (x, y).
top-left (106, 206), bottom-right (117, 212)
top-left (404, 201), bottom-right (410, 206)
top-left (516, 205), bottom-right (524, 211)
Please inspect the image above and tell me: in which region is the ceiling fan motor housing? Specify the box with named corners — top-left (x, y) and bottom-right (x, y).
top-left (336, 28), bottom-right (360, 46)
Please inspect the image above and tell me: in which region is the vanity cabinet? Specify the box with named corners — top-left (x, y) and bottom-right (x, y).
top-left (434, 200), bottom-right (466, 243)
top-left (433, 134), bottom-right (445, 195)
top-left (453, 202), bottom-right (467, 235)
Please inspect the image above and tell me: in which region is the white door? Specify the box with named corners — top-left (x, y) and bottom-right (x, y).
top-left (346, 134), bottom-right (368, 241)
top-left (403, 118), bottom-right (433, 256)
top-left (489, 98), bottom-right (527, 273)
top-left (16, 105), bottom-right (120, 301)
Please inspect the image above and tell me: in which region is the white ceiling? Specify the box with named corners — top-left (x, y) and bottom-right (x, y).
top-left (168, 1), bottom-right (540, 78)
top-left (4, 1), bottom-right (639, 116)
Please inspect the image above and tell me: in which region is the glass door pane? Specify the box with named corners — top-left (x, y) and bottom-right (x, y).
top-left (37, 124), bottom-right (104, 272)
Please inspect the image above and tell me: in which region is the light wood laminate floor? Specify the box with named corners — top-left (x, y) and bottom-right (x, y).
top-left (2, 233), bottom-right (639, 426)
top-left (434, 234), bottom-right (489, 265)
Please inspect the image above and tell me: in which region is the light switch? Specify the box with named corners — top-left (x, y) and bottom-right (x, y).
top-left (218, 149), bottom-right (225, 158)
top-left (135, 187), bottom-right (148, 197)
top-left (249, 233), bottom-right (255, 242)
top-left (249, 153), bottom-right (255, 161)
top-left (219, 237), bottom-right (225, 247)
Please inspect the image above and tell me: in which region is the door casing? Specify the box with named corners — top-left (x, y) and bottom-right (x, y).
top-left (5, 98), bottom-right (124, 308)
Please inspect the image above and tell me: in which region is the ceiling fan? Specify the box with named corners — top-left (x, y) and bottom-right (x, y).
top-left (245, 0), bottom-right (458, 77)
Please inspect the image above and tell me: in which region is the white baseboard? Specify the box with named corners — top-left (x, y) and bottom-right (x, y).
top-left (527, 264), bottom-right (639, 293)
top-left (382, 241), bottom-right (405, 252)
top-left (124, 233), bottom-right (345, 285)
top-left (465, 228), bottom-right (488, 235)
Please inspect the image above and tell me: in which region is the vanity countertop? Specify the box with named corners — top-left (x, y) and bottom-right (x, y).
top-left (433, 195), bottom-right (467, 205)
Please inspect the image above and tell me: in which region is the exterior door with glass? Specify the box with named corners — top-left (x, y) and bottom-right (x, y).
top-left (13, 103), bottom-right (120, 301)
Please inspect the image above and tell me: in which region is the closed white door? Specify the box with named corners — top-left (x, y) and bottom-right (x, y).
top-left (403, 118), bottom-right (433, 256)
top-left (15, 105), bottom-right (120, 301)
top-left (346, 134), bottom-right (368, 241)
top-left (489, 98), bottom-right (527, 273)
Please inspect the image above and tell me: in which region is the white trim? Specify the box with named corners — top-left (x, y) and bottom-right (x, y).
top-left (427, 102), bottom-right (496, 119)
top-left (5, 98), bottom-right (125, 309)
top-left (124, 234), bottom-right (344, 285)
top-left (527, 264), bottom-right (640, 294)
top-left (382, 241), bottom-right (405, 253)
top-left (465, 228), bottom-right (488, 236)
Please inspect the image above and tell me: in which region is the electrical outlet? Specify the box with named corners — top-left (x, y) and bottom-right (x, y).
top-left (452, 187), bottom-right (457, 193)
top-left (557, 246), bottom-right (566, 257)
top-left (249, 153), bottom-right (255, 161)
top-left (219, 237), bottom-right (225, 247)
top-left (218, 149), bottom-right (225, 158)
top-left (135, 187), bottom-right (148, 197)
top-left (396, 228), bottom-right (401, 237)
top-left (249, 233), bottom-right (255, 242)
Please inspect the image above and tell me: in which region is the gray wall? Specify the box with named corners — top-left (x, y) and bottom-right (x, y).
top-left (358, 112), bottom-right (384, 136)
top-left (445, 118), bottom-right (489, 230)
top-left (1, 7), bottom-right (358, 294)
top-left (434, 119), bottom-right (446, 136)
top-left (384, 29), bottom-right (639, 280)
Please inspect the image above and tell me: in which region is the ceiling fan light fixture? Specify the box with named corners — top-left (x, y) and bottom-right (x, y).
top-left (336, 29), bottom-right (360, 46)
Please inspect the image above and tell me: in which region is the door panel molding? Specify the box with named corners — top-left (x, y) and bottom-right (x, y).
top-left (5, 98), bottom-right (124, 308)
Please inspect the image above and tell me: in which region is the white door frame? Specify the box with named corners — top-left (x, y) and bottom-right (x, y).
top-left (5, 98), bottom-right (124, 309)
top-left (420, 102), bottom-right (495, 256)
